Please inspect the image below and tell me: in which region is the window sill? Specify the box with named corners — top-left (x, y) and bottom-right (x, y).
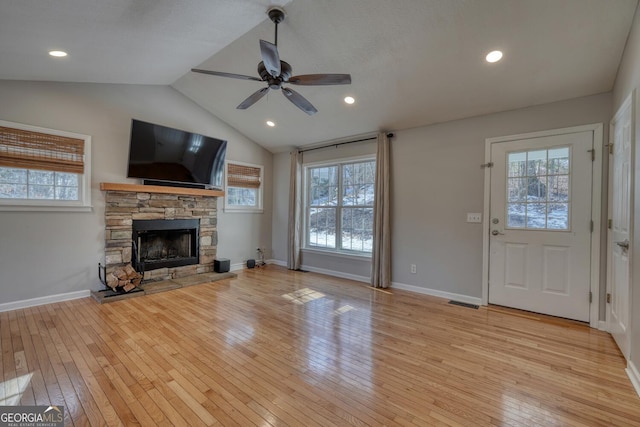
top-left (223, 208), bottom-right (264, 214)
top-left (302, 248), bottom-right (372, 261)
top-left (0, 203), bottom-right (93, 212)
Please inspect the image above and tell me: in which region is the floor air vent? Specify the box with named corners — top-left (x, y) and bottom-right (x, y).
top-left (448, 300), bottom-right (479, 309)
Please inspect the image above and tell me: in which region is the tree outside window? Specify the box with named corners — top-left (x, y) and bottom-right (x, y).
top-left (306, 159), bottom-right (375, 254)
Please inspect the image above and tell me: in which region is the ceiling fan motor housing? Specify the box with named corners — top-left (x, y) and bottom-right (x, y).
top-left (258, 60), bottom-right (292, 89)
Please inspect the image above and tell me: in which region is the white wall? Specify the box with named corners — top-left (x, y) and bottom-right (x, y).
top-left (0, 80), bottom-right (272, 305)
top-left (272, 92), bottom-right (611, 301)
top-left (612, 3), bottom-right (640, 389)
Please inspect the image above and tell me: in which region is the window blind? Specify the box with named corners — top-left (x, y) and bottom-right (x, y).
top-left (0, 125), bottom-right (85, 174)
top-left (227, 163), bottom-right (261, 188)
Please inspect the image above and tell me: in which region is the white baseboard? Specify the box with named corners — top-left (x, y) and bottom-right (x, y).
top-left (627, 360), bottom-right (640, 398)
top-left (267, 259), bottom-right (287, 267)
top-left (391, 281), bottom-right (482, 305)
top-left (230, 262), bottom-right (245, 272)
top-left (0, 290), bottom-right (91, 313)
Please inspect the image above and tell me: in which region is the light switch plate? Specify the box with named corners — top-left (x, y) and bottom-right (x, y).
top-left (467, 213), bottom-right (482, 223)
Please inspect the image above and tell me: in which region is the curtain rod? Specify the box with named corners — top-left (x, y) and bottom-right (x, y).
top-left (298, 133), bottom-right (394, 154)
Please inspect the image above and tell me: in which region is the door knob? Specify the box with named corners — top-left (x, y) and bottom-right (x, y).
top-left (615, 240), bottom-right (630, 249)
top-left (492, 230), bottom-right (505, 236)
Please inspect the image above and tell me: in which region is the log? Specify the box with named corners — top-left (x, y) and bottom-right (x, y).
top-left (124, 264), bottom-right (137, 279)
top-left (105, 263), bottom-right (140, 292)
top-left (106, 273), bottom-right (119, 290)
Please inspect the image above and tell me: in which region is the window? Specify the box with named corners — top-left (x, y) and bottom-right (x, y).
top-left (305, 159), bottom-right (375, 254)
top-left (506, 147), bottom-right (570, 230)
top-left (0, 120), bottom-right (91, 211)
top-left (224, 161), bottom-right (263, 212)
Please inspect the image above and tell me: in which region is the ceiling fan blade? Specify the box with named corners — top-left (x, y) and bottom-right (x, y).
top-left (237, 87), bottom-right (270, 110)
top-left (191, 69), bottom-right (263, 82)
top-left (288, 74), bottom-right (352, 85)
top-left (260, 40), bottom-right (281, 78)
top-left (281, 87), bottom-right (317, 115)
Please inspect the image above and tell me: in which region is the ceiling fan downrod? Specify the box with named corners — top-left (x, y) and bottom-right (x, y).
top-left (267, 7), bottom-right (285, 46)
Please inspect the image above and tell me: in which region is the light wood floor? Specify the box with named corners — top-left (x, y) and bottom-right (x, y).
top-left (1, 266), bottom-right (639, 426)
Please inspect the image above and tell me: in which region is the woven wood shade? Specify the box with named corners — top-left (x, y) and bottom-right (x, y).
top-left (227, 163), bottom-right (261, 188)
top-left (0, 125), bottom-right (85, 174)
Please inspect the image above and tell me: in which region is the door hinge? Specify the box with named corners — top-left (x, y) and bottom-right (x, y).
top-left (589, 291), bottom-right (592, 303)
top-left (480, 162), bottom-right (494, 169)
top-left (590, 220), bottom-right (594, 232)
top-left (588, 149), bottom-right (595, 161)
top-left (607, 293), bottom-right (611, 304)
top-left (609, 143), bottom-right (614, 154)
top-left (608, 219), bottom-right (612, 229)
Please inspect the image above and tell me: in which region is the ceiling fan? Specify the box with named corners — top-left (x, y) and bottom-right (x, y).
top-left (191, 7), bottom-right (351, 115)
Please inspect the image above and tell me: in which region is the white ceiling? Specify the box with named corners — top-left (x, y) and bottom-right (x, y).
top-left (1, 0), bottom-right (637, 153)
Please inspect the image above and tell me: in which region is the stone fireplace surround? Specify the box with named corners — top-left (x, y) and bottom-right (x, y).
top-left (102, 183), bottom-right (220, 282)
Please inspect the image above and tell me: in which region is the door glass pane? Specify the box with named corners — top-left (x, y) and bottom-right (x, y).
top-left (526, 203), bottom-right (547, 228)
top-left (548, 147), bottom-right (570, 174)
top-left (526, 176), bottom-right (547, 200)
top-left (507, 178), bottom-right (527, 202)
top-left (548, 204), bottom-right (569, 229)
top-left (548, 176), bottom-right (569, 202)
top-left (507, 203), bottom-right (526, 228)
top-left (508, 152), bottom-right (527, 177)
top-left (506, 147), bottom-right (570, 231)
top-left (527, 150), bottom-right (547, 177)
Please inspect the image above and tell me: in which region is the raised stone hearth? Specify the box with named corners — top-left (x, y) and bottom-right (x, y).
top-left (103, 188), bottom-right (218, 282)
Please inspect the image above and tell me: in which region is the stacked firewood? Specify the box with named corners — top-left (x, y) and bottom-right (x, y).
top-left (106, 264), bottom-right (143, 292)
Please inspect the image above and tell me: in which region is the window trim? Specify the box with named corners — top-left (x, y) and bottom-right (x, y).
top-left (0, 120), bottom-right (92, 212)
top-left (223, 160), bottom-right (264, 213)
top-left (303, 155), bottom-right (375, 256)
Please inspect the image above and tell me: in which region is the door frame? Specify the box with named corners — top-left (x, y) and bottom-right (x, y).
top-left (606, 90), bottom-right (635, 339)
top-left (481, 124), bottom-right (604, 328)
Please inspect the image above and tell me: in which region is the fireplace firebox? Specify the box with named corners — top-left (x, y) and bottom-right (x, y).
top-left (132, 219), bottom-right (200, 271)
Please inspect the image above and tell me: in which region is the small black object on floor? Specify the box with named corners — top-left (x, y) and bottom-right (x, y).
top-left (294, 268), bottom-right (309, 273)
top-left (448, 300), bottom-right (479, 309)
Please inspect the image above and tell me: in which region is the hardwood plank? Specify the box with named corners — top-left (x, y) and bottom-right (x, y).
top-left (0, 266), bottom-right (638, 426)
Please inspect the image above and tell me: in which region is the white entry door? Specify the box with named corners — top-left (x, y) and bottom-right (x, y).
top-left (608, 93), bottom-right (633, 359)
top-left (488, 131), bottom-right (594, 322)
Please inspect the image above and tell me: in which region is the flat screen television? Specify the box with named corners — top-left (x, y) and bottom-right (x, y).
top-left (127, 119), bottom-right (227, 189)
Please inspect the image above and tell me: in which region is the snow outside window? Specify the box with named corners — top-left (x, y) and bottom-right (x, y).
top-left (305, 159), bottom-right (375, 254)
top-left (224, 161), bottom-right (263, 213)
top-left (0, 120), bottom-right (91, 211)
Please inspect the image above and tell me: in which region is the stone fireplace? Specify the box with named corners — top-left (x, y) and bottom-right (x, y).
top-left (103, 187), bottom-right (218, 281)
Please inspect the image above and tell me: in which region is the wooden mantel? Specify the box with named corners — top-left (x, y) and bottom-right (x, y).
top-left (100, 182), bottom-right (224, 197)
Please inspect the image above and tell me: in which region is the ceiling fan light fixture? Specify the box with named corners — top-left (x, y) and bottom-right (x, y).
top-left (48, 50), bottom-right (68, 57)
top-left (344, 96), bottom-right (355, 104)
top-left (266, 120), bottom-right (275, 127)
top-left (485, 50), bottom-right (503, 63)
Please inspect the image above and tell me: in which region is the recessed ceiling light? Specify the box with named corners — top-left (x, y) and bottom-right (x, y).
top-left (485, 50), bottom-right (503, 63)
top-left (48, 50), bottom-right (68, 58)
top-left (266, 120), bottom-right (275, 127)
top-left (344, 96), bottom-right (355, 104)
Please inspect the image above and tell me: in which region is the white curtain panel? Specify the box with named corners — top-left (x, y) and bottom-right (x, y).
top-left (287, 149), bottom-right (303, 270)
top-left (371, 133), bottom-right (391, 288)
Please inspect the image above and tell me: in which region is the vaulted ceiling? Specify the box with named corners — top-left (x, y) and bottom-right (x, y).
top-left (1, 0), bottom-right (637, 152)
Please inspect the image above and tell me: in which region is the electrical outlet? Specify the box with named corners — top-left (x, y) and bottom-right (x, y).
top-left (466, 213), bottom-right (482, 223)
top-left (410, 264), bottom-right (417, 274)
